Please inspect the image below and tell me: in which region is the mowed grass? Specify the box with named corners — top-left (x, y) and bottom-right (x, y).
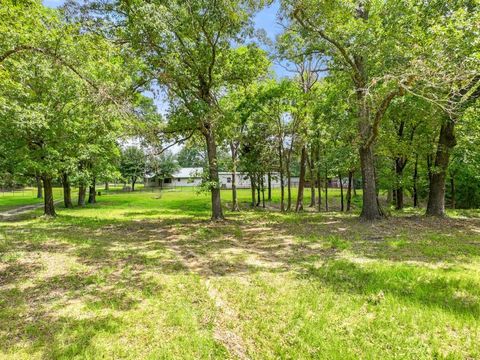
top-left (1, 189), bottom-right (480, 359)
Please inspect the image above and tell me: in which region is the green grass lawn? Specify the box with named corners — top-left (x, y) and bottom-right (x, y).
top-left (1, 189), bottom-right (480, 359)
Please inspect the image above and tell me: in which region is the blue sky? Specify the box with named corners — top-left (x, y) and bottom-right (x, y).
top-left (42, 0), bottom-right (283, 58)
top-left (42, 0), bottom-right (286, 114)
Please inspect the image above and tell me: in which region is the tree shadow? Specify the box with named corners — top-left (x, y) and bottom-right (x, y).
top-left (302, 259), bottom-right (480, 318)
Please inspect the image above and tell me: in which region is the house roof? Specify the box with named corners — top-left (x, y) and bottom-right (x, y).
top-left (172, 167), bottom-right (203, 178)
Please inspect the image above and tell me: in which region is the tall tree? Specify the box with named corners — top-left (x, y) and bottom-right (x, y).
top-left (73, 0), bottom-right (267, 220)
top-left (282, 0), bottom-right (426, 219)
top-left (120, 146), bottom-right (146, 191)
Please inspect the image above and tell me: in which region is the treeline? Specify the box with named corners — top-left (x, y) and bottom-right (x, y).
top-left (1, 0), bottom-right (479, 220)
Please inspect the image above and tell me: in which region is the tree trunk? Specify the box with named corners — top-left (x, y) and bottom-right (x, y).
top-left (204, 129), bottom-right (224, 220)
top-left (395, 157), bottom-right (407, 210)
top-left (256, 176), bottom-right (261, 207)
top-left (88, 178), bottom-right (96, 204)
top-left (42, 175), bottom-right (56, 216)
top-left (105, 182), bottom-right (109, 191)
top-left (307, 149), bottom-right (316, 207)
top-left (261, 176), bottom-right (265, 208)
top-left (295, 145), bottom-right (307, 212)
top-left (359, 145), bottom-right (383, 220)
top-left (62, 172), bottom-right (73, 208)
top-left (78, 184), bottom-right (86, 207)
top-left (278, 143), bottom-right (285, 212)
top-left (339, 173), bottom-right (344, 212)
top-left (346, 171), bottom-right (353, 211)
top-left (316, 150), bottom-right (322, 211)
top-left (286, 169), bottom-right (292, 211)
top-left (325, 175), bottom-right (329, 212)
top-left (131, 178), bottom-right (136, 192)
top-left (36, 175), bottom-right (43, 199)
top-left (413, 154), bottom-right (419, 207)
top-left (426, 120), bottom-right (456, 216)
top-left (230, 142), bottom-right (239, 211)
top-left (251, 176), bottom-right (256, 208)
top-left (267, 172), bottom-right (272, 201)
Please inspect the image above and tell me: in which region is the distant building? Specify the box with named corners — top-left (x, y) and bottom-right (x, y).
top-left (144, 167), bottom-right (289, 189)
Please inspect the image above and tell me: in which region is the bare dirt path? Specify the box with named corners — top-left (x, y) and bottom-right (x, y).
top-left (165, 242), bottom-right (250, 360)
top-left (0, 201), bottom-right (62, 218)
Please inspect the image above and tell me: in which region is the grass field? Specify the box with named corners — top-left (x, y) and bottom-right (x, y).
top-left (1, 188), bottom-right (480, 359)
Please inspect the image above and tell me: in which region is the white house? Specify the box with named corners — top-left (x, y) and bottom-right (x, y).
top-left (144, 167), bottom-right (289, 189)
top-left (144, 167), bottom-right (203, 188)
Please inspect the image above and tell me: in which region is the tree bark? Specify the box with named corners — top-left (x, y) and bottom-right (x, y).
top-left (324, 174), bottom-right (329, 212)
top-left (36, 175), bottom-right (43, 199)
top-left (256, 176), bottom-right (261, 207)
top-left (413, 154), bottom-right (419, 207)
top-left (105, 182), bottom-right (109, 191)
top-left (204, 129), bottom-right (224, 220)
top-left (230, 142), bottom-right (239, 211)
top-left (131, 178), bottom-right (136, 191)
top-left (316, 149), bottom-right (322, 211)
top-left (250, 176), bottom-right (256, 208)
top-left (62, 172), bottom-right (73, 208)
top-left (295, 145), bottom-right (307, 212)
top-left (346, 171), bottom-right (353, 211)
top-left (286, 168), bottom-right (292, 211)
top-left (78, 185), bottom-right (86, 207)
top-left (339, 173), bottom-right (344, 212)
top-left (42, 175), bottom-right (56, 216)
top-left (278, 142), bottom-right (285, 212)
top-left (426, 120), bottom-right (456, 216)
top-left (261, 176), bottom-right (265, 208)
top-left (359, 145), bottom-right (383, 220)
top-left (88, 178), bottom-right (96, 204)
top-left (395, 157), bottom-right (408, 210)
top-left (267, 172), bottom-right (272, 201)
top-left (307, 149), bottom-right (316, 207)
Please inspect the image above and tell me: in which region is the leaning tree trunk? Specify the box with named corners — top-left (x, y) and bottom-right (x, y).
top-left (295, 145), bottom-right (307, 212)
top-left (36, 175), bottom-right (43, 199)
top-left (78, 184), bottom-right (86, 207)
top-left (346, 171), bottom-right (353, 211)
top-left (359, 144), bottom-right (383, 220)
top-left (230, 142), bottom-right (239, 211)
top-left (204, 127), bottom-right (224, 220)
top-left (426, 120), bottom-right (456, 216)
top-left (42, 175), bottom-right (56, 216)
top-left (88, 178), bottom-right (96, 204)
top-left (62, 172), bottom-right (73, 208)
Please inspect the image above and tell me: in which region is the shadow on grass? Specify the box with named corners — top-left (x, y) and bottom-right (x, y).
top-left (303, 259), bottom-right (480, 318)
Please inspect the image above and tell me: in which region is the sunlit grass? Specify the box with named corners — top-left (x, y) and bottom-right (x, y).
top-left (1, 189), bottom-right (479, 359)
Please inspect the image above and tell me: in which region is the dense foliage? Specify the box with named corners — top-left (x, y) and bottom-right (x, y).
top-left (1, 0), bottom-right (479, 219)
